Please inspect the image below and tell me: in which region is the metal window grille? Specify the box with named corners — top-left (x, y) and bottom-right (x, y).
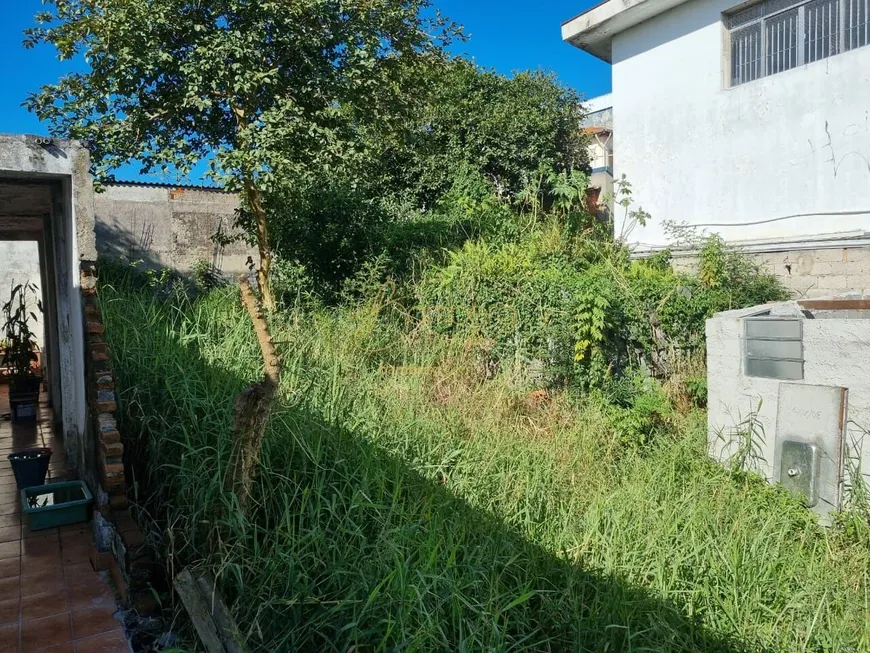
top-left (845, 0), bottom-right (870, 48)
top-left (805, 0), bottom-right (840, 63)
top-left (726, 0), bottom-right (870, 86)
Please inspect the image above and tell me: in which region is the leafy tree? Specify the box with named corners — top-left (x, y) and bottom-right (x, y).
top-left (24, 0), bottom-right (457, 308)
top-left (369, 59), bottom-right (589, 210)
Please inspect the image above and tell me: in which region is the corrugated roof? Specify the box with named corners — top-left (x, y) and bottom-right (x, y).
top-left (107, 180), bottom-right (231, 193)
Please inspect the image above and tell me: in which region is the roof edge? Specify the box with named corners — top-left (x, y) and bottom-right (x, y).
top-left (562, 0), bottom-right (694, 63)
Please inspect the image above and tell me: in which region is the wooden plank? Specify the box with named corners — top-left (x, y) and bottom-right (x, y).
top-left (798, 299), bottom-right (870, 310)
top-left (174, 568), bottom-right (246, 653)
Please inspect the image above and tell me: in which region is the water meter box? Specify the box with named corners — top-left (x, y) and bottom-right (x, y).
top-left (708, 299), bottom-right (870, 524)
top-left (779, 441), bottom-right (821, 507)
top-left (774, 384), bottom-right (847, 521)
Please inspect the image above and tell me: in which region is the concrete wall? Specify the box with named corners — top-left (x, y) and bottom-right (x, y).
top-left (93, 184), bottom-right (255, 276)
top-left (0, 241), bottom-right (44, 349)
top-left (0, 134), bottom-right (93, 472)
top-left (707, 305), bottom-right (870, 519)
top-left (672, 244), bottom-right (870, 298)
top-left (611, 0), bottom-right (870, 250)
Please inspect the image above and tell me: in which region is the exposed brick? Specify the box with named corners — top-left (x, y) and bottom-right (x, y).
top-left (109, 494), bottom-right (129, 511)
top-left (98, 413), bottom-right (117, 432)
top-left (96, 390), bottom-right (117, 413)
top-left (89, 542), bottom-right (113, 572)
top-left (101, 441), bottom-right (124, 458)
top-left (96, 374), bottom-right (115, 390)
top-left (101, 475), bottom-right (125, 492)
top-left (121, 527), bottom-right (146, 549)
top-left (100, 429), bottom-right (121, 445)
top-left (90, 342), bottom-right (109, 361)
top-left (102, 462), bottom-right (124, 478)
top-left (84, 301), bottom-right (101, 317)
top-left (91, 359), bottom-right (112, 376)
top-left (107, 554), bottom-right (129, 604)
top-left (114, 512), bottom-right (137, 533)
top-left (86, 320), bottom-right (105, 335)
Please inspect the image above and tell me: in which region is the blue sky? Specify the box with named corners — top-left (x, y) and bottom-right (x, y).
top-left (0, 0), bottom-right (610, 181)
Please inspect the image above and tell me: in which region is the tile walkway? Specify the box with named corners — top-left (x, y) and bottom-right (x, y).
top-left (0, 388), bottom-right (131, 652)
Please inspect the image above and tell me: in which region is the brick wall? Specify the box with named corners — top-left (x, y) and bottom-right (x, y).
top-left (80, 263), bottom-right (159, 619)
top-left (671, 245), bottom-right (870, 298)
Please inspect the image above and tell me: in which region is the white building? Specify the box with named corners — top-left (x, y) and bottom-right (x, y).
top-left (564, 0), bottom-right (870, 296)
top-left (582, 93), bottom-right (614, 214)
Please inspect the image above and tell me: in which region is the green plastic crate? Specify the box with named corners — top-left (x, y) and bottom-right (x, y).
top-left (21, 481), bottom-right (93, 531)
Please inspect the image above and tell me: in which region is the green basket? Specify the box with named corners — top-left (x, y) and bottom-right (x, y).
top-left (21, 481), bottom-right (93, 531)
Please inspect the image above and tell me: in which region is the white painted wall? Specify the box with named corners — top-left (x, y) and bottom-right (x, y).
top-left (611, 0), bottom-right (870, 250)
top-left (0, 241), bottom-right (44, 349)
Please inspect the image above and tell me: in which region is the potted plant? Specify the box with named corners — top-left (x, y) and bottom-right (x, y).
top-left (1, 281), bottom-right (43, 422)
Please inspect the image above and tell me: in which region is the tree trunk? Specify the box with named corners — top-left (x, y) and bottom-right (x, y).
top-left (243, 180), bottom-right (275, 311)
top-left (227, 276), bottom-right (281, 510)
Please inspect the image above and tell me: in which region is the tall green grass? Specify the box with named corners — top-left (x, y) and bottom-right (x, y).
top-left (100, 276), bottom-right (870, 652)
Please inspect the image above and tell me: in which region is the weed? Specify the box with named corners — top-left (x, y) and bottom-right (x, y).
top-left (100, 271), bottom-right (870, 652)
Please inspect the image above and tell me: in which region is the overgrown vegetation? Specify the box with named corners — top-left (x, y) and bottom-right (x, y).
top-left (101, 253), bottom-right (868, 651)
top-left (37, 3), bottom-right (864, 650)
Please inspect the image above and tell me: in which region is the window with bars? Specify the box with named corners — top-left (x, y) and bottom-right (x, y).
top-left (726, 0), bottom-right (870, 86)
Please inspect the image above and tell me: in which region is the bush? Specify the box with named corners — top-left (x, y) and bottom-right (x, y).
top-left (416, 231), bottom-right (787, 390)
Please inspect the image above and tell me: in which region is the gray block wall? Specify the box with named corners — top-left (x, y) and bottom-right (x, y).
top-left (672, 245), bottom-right (870, 298)
top-left (93, 184), bottom-right (256, 276)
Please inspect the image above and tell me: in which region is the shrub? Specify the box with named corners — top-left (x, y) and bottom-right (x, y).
top-left (416, 231), bottom-right (787, 390)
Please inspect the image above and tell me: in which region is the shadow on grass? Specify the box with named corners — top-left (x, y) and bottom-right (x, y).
top-left (103, 283), bottom-right (751, 653)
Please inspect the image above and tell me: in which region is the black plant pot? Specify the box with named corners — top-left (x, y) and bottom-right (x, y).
top-left (8, 448), bottom-right (52, 489)
top-left (8, 375), bottom-right (42, 423)
top-left (9, 375), bottom-right (42, 396)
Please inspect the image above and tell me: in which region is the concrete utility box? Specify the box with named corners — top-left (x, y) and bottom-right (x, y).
top-left (707, 299), bottom-right (870, 522)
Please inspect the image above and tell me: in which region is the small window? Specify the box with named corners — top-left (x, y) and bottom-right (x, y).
top-left (726, 0), bottom-right (870, 86)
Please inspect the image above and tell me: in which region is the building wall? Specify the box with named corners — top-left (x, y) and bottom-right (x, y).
top-left (0, 241), bottom-right (44, 349)
top-left (611, 0), bottom-right (870, 250)
top-left (672, 244), bottom-right (870, 298)
top-left (0, 134), bottom-right (93, 472)
top-left (93, 184), bottom-right (255, 276)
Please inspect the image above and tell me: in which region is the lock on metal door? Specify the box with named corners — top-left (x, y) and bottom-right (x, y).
top-left (778, 440), bottom-right (821, 507)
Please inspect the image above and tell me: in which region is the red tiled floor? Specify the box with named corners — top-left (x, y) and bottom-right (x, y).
top-left (70, 605), bottom-right (123, 641)
top-left (0, 560), bottom-right (19, 581)
top-left (31, 644), bottom-right (75, 653)
top-left (20, 614), bottom-right (71, 651)
top-left (0, 599), bottom-right (18, 626)
top-left (0, 389), bottom-right (131, 653)
top-left (20, 592), bottom-right (66, 623)
top-left (72, 630), bottom-right (128, 653)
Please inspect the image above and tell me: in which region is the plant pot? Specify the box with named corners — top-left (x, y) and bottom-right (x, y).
top-left (7, 448), bottom-right (52, 489)
top-left (9, 375), bottom-right (42, 396)
top-left (22, 481), bottom-right (92, 531)
top-left (9, 393), bottom-right (38, 422)
top-left (9, 375), bottom-right (42, 423)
